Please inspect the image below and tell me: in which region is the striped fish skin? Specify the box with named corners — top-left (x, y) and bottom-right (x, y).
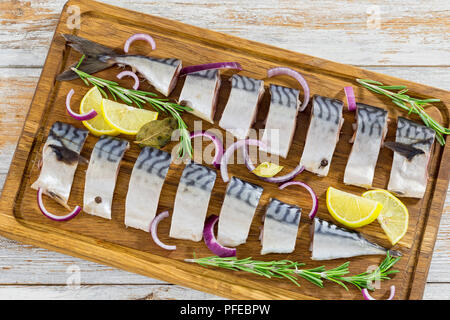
top-left (169, 162), bottom-right (217, 241)
top-left (261, 198), bottom-right (301, 255)
top-left (260, 84), bottom-right (300, 158)
top-left (300, 95), bottom-right (344, 176)
top-left (125, 147), bottom-right (171, 232)
top-left (344, 103), bottom-right (388, 188)
top-left (178, 69), bottom-right (221, 123)
top-left (387, 117), bottom-right (435, 198)
top-left (31, 122), bottom-right (88, 206)
top-left (107, 55), bottom-right (182, 96)
top-left (310, 218), bottom-right (396, 260)
top-left (219, 74), bottom-right (265, 139)
top-left (217, 177), bottom-right (263, 247)
top-left (84, 136), bottom-right (129, 219)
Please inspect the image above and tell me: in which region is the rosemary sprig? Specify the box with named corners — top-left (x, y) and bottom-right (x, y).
top-left (71, 56), bottom-right (193, 158)
top-left (357, 78), bottom-right (449, 146)
top-left (336, 253), bottom-right (401, 290)
top-left (185, 253), bottom-right (400, 291)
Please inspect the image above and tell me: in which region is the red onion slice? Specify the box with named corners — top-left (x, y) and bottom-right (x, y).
top-left (242, 145), bottom-right (304, 183)
top-left (66, 89), bottom-right (98, 121)
top-left (362, 286), bottom-right (396, 300)
top-left (267, 67), bottom-right (310, 112)
top-left (150, 211), bottom-right (176, 251)
top-left (203, 215), bottom-right (236, 257)
top-left (117, 70), bottom-right (140, 90)
top-left (279, 181), bottom-right (318, 219)
top-left (344, 86), bottom-right (357, 111)
top-left (37, 188), bottom-right (81, 221)
top-left (190, 131), bottom-right (224, 169)
top-left (124, 33), bottom-right (156, 53)
top-left (180, 62), bottom-right (242, 76)
top-left (220, 139), bottom-right (266, 183)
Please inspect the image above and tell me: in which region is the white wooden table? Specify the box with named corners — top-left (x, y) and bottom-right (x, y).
top-left (0, 0), bottom-right (448, 299)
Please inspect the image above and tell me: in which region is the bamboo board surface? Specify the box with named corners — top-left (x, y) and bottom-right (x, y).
top-left (0, 0), bottom-right (449, 300)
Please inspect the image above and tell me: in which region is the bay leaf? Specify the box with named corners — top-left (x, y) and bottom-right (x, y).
top-left (135, 117), bottom-right (178, 149)
top-left (252, 162), bottom-right (284, 178)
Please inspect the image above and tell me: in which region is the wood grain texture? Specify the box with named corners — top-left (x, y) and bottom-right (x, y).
top-left (0, 0), bottom-right (448, 300)
top-left (0, 285), bottom-right (223, 300)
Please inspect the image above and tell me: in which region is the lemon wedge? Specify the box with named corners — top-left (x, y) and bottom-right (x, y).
top-left (252, 162), bottom-right (284, 178)
top-left (80, 87), bottom-right (120, 136)
top-left (101, 99), bottom-right (158, 135)
top-left (362, 189), bottom-right (409, 245)
top-left (326, 187), bottom-right (383, 228)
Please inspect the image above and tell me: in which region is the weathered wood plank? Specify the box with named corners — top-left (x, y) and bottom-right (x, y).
top-left (0, 237), bottom-right (161, 285)
top-left (0, 0), bottom-right (449, 67)
top-left (0, 284), bottom-right (223, 300)
top-left (423, 283), bottom-right (450, 300)
top-left (0, 282), bottom-right (444, 300)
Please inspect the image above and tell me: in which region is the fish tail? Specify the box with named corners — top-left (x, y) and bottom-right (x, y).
top-left (388, 249), bottom-right (402, 257)
top-left (56, 34), bottom-right (118, 81)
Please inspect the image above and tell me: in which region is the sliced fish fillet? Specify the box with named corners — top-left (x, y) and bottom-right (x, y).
top-left (219, 74), bottom-right (264, 139)
top-left (125, 147), bottom-right (171, 232)
top-left (310, 218), bottom-right (398, 260)
top-left (217, 177), bottom-right (263, 247)
top-left (105, 55), bottom-right (182, 96)
top-left (300, 95), bottom-right (344, 176)
top-left (344, 103), bottom-right (388, 188)
top-left (261, 198), bottom-right (301, 255)
top-left (169, 162), bottom-right (216, 241)
top-left (260, 84), bottom-right (300, 158)
top-left (31, 122), bottom-right (88, 206)
top-left (387, 117), bottom-right (435, 198)
top-left (178, 69), bottom-right (221, 123)
top-left (84, 136), bottom-right (129, 219)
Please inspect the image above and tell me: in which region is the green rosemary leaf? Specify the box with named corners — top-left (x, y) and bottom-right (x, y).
top-left (76, 55), bottom-right (86, 68)
top-left (379, 85), bottom-right (407, 90)
top-left (107, 86), bottom-right (117, 101)
top-left (97, 85), bottom-right (108, 99)
top-left (357, 79), bottom-right (383, 85)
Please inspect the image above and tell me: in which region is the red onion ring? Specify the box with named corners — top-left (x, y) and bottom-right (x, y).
top-left (242, 145), bottom-right (304, 183)
top-left (150, 211), bottom-right (176, 250)
top-left (190, 131), bottom-right (224, 169)
top-left (362, 286), bottom-right (396, 300)
top-left (37, 188), bottom-right (81, 221)
top-left (220, 139), bottom-right (266, 183)
top-left (203, 215), bottom-right (236, 257)
top-left (344, 86), bottom-right (357, 111)
top-left (66, 89), bottom-right (98, 121)
top-left (267, 67), bottom-right (310, 112)
top-left (279, 181), bottom-right (318, 219)
top-left (117, 70), bottom-right (140, 90)
top-left (124, 33), bottom-right (156, 53)
top-left (180, 62), bottom-right (242, 76)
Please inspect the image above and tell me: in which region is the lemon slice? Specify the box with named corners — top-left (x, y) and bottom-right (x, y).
top-left (326, 187), bottom-right (382, 228)
top-left (80, 87), bottom-right (120, 136)
top-left (252, 162), bottom-right (284, 178)
top-left (362, 189), bottom-right (409, 245)
top-left (101, 99), bottom-right (158, 135)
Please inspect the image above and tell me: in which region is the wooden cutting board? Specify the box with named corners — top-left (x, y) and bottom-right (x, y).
top-left (0, 0), bottom-right (448, 300)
